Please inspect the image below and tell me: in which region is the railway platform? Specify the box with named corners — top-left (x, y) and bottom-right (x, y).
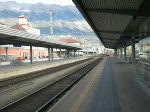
top-left (0, 56), bottom-right (89, 81)
top-left (50, 57), bottom-right (150, 112)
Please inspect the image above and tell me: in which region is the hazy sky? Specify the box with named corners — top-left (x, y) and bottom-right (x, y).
top-left (0, 0), bottom-right (75, 6)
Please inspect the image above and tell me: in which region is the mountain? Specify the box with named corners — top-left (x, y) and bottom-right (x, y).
top-left (0, 1), bottom-right (84, 21)
top-left (0, 1), bottom-right (98, 42)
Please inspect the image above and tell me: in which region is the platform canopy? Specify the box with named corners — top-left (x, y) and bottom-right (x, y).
top-left (73, 0), bottom-right (150, 49)
top-left (0, 26), bottom-right (82, 50)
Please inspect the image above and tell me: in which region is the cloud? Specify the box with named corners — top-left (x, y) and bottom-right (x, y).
top-left (0, 0), bottom-right (75, 6)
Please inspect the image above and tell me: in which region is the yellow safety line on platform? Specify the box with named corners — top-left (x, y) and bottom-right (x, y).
top-left (69, 74), bottom-right (97, 112)
top-left (69, 58), bottom-right (106, 112)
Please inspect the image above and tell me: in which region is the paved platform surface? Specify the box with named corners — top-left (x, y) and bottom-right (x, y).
top-left (49, 57), bottom-right (150, 112)
top-left (0, 57), bottom-right (89, 81)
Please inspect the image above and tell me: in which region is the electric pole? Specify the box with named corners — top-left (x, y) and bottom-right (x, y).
top-left (50, 9), bottom-right (53, 36)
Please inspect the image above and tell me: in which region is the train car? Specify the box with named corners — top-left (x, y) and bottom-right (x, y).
top-left (105, 50), bottom-right (110, 56)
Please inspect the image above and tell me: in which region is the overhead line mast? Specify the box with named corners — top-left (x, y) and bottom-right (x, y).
top-left (50, 9), bottom-right (53, 36)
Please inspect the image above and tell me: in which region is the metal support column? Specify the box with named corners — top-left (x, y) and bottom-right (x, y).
top-left (117, 45), bottom-right (120, 58)
top-left (93, 47), bottom-right (94, 56)
top-left (48, 47), bottom-right (50, 61)
top-left (0, 46), bottom-right (1, 66)
top-left (74, 50), bottom-right (76, 58)
top-left (114, 49), bottom-right (117, 58)
top-left (68, 49), bottom-right (70, 59)
top-left (60, 48), bottom-right (61, 59)
top-left (30, 45), bottom-right (33, 64)
top-left (124, 42), bottom-right (127, 60)
top-left (131, 39), bottom-right (136, 64)
top-left (120, 44), bottom-right (123, 59)
top-left (6, 47), bottom-right (8, 61)
top-left (51, 48), bottom-right (54, 60)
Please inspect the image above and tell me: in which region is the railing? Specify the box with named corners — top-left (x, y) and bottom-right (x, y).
top-left (10, 60), bottom-right (23, 66)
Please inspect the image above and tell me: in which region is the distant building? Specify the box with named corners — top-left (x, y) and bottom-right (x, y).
top-left (0, 15), bottom-right (48, 61)
top-left (60, 39), bottom-right (83, 47)
top-left (0, 21), bottom-right (8, 27)
top-left (60, 39), bottom-right (85, 56)
top-left (11, 15), bottom-right (40, 35)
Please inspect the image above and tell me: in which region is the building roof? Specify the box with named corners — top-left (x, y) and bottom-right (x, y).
top-left (60, 39), bottom-right (83, 44)
top-left (60, 39), bottom-right (79, 43)
top-left (72, 0), bottom-right (150, 49)
top-left (0, 22), bottom-right (8, 26)
top-left (10, 24), bottom-right (26, 31)
top-left (18, 15), bottom-right (27, 18)
top-left (0, 26), bottom-right (82, 50)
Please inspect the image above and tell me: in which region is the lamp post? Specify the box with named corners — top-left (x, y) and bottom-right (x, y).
top-left (83, 38), bottom-right (87, 56)
top-left (93, 42), bottom-right (95, 56)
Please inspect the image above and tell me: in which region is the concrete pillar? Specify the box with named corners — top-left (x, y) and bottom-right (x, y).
top-left (6, 47), bottom-right (8, 61)
top-left (131, 39), bottom-right (136, 64)
top-left (120, 48), bottom-right (122, 58)
top-left (124, 42), bottom-right (127, 60)
top-left (117, 48), bottom-right (119, 57)
top-left (48, 47), bottom-right (50, 61)
top-left (120, 44), bottom-right (123, 59)
top-left (60, 48), bottom-right (61, 59)
top-left (51, 48), bottom-right (54, 60)
top-left (30, 45), bottom-right (33, 64)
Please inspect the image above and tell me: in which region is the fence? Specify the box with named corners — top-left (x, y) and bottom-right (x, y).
top-left (10, 59), bottom-right (23, 66)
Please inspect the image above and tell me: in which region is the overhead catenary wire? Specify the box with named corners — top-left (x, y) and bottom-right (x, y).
top-left (53, 0), bottom-right (92, 33)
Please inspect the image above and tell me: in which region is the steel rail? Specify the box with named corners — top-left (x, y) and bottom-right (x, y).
top-left (0, 58), bottom-right (92, 87)
top-left (0, 58), bottom-right (103, 112)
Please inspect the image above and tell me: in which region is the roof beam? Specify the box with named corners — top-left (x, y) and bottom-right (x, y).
top-left (87, 5), bottom-right (150, 17)
top-left (98, 30), bottom-right (139, 35)
top-left (97, 30), bottom-right (123, 34)
top-left (1, 36), bottom-right (18, 41)
top-left (86, 8), bottom-right (137, 16)
top-left (101, 38), bottom-right (118, 40)
top-left (120, 36), bottom-right (140, 40)
top-left (137, 0), bottom-right (150, 17)
top-left (104, 42), bottom-right (117, 44)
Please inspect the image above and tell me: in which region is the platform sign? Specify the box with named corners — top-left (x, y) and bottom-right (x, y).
top-left (13, 44), bottom-right (21, 47)
top-left (0, 42), bottom-right (8, 45)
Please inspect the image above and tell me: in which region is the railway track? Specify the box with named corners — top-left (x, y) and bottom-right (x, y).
top-left (0, 58), bottom-right (103, 112)
top-left (0, 57), bottom-right (92, 87)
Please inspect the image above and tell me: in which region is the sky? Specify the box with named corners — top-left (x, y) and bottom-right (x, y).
top-left (0, 0), bottom-right (75, 6)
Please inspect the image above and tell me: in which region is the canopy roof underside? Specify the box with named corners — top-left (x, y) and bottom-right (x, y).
top-left (73, 0), bottom-right (150, 48)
